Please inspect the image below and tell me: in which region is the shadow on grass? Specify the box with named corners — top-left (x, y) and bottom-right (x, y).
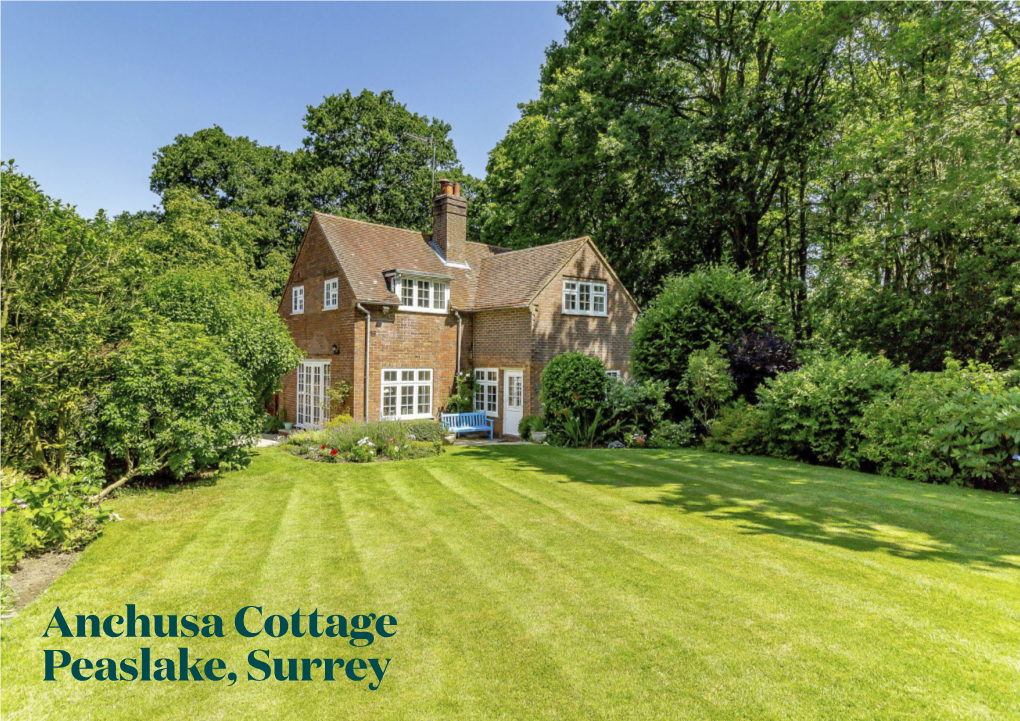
top-left (462, 445), bottom-right (1020, 571)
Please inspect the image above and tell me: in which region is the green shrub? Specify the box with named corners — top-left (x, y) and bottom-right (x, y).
top-left (631, 267), bottom-right (783, 412)
top-left (647, 419), bottom-right (699, 449)
top-left (1, 511), bottom-right (36, 572)
top-left (0, 472), bottom-right (110, 557)
top-left (606, 379), bottom-right (669, 435)
top-left (541, 353), bottom-right (611, 431)
top-left (706, 400), bottom-right (766, 455)
top-left (518, 414), bottom-right (544, 441)
top-left (680, 344), bottom-right (736, 432)
top-left (444, 370), bottom-right (475, 413)
top-left (98, 322), bottom-right (259, 484)
top-left (756, 352), bottom-right (906, 465)
top-left (553, 408), bottom-right (622, 449)
top-left (401, 420), bottom-right (446, 444)
top-left (145, 269), bottom-right (303, 406)
top-left (934, 385), bottom-right (1020, 492)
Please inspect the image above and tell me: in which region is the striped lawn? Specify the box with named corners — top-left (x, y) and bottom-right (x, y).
top-left (2, 445), bottom-right (1018, 720)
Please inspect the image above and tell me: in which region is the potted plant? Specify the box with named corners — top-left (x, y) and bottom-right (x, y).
top-left (280, 406), bottom-right (293, 431)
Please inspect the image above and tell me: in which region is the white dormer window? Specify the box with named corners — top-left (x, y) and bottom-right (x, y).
top-left (397, 277), bottom-right (449, 314)
top-left (563, 280), bottom-right (607, 316)
top-left (292, 285), bottom-right (305, 315)
top-left (323, 278), bottom-right (339, 310)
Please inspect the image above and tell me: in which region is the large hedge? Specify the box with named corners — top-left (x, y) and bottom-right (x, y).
top-left (755, 352), bottom-right (906, 466)
top-left (96, 322), bottom-right (259, 491)
top-left (145, 269), bottom-right (302, 406)
top-left (631, 267), bottom-right (784, 412)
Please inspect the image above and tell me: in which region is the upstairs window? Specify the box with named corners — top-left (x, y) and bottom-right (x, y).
top-left (606, 370), bottom-right (621, 380)
top-left (474, 369), bottom-right (498, 417)
top-left (563, 280), bottom-right (607, 316)
top-left (292, 286), bottom-right (305, 315)
top-left (397, 277), bottom-right (449, 313)
top-left (323, 278), bottom-right (339, 310)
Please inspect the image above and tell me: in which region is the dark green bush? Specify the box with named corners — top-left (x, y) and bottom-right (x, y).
top-left (518, 414), bottom-right (544, 441)
top-left (853, 359), bottom-right (1019, 490)
top-left (647, 420), bottom-right (698, 449)
top-left (631, 267), bottom-right (783, 412)
top-left (606, 379), bottom-right (669, 435)
top-left (706, 400), bottom-right (766, 455)
top-left (756, 352), bottom-right (905, 465)
top-left (541, 353), bottom-right (611, 431)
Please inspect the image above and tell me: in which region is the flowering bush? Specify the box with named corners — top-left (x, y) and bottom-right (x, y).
top-left (285, 419), bottom-right (444, 463)
top-left (541, 353), bottom-right (611, 436)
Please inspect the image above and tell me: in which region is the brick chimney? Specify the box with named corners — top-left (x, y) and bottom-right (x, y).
top-left (432, 178), bottom-right (467, 263)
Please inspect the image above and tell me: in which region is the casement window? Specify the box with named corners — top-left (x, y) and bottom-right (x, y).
top-left (606, 370), bottom-right (621, 380)
top-left (381, 369), bottom-right (433, 420)
top-left (562, 280), bottom-right (607, 316)
top-left (292, 286), bottom-right (305, 315)
top-left (323, 278), bottom-right (339, 310)
top-left (296, 360), bottom-right (330, 428)
top-left (396, 277), bottom-right (449, 313)
top-left (474, 368), bottom-right (498, 417)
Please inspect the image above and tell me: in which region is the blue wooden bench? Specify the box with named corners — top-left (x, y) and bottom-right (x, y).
top-left (441, 411), bottom-right (494, 439)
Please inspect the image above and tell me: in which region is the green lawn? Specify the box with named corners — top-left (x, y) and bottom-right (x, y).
top-left (2, 446), bottom-right (1018, 720)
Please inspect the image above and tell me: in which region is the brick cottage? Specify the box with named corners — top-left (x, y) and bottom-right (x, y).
top-left (276, 179), bottom-right (639, 436)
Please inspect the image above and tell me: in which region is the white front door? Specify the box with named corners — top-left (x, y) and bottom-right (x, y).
top-left (503, 370), bottom-right (524, 436)
top-left (296, 361), bottom-right (331, 428)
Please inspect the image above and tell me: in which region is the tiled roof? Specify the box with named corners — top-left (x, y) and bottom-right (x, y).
top-left (312, 212), bottom-right (587, 312)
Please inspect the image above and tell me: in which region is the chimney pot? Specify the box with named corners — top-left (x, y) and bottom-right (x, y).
top-left (438, 178), bottom-right (454, 195)
top-left (453, 182), bottom-right (461, 196)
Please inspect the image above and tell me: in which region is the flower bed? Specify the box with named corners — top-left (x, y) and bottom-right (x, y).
top-left (283, 419), bottom-right (445, 463)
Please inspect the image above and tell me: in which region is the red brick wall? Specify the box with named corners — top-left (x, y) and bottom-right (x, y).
top-left (278, 220), bottom-right (357, 425)
top-left (528, 241), bottom-right (639, 413)
top-left (354, 307), bottom-right (466, 422)
top-left (470, 308), bottom-right (533, 435)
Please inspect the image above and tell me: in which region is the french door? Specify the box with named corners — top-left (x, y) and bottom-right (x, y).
top-left (296, 361), bottom-right (331, 429)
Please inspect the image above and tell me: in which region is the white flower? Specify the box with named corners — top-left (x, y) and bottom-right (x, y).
top-left (357, 437), bottom-right (376, 447)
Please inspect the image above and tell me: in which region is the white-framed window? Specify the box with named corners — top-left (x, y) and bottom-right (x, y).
top-left (323, 278), bottom-right (339, 310)
top-left (397, 277), bottom-right (449, 313)
top-left (606, 370), bottom-right (621, 380)
top-left (474, 368), bottom-right (498, 417)
top-left (381, 368), bottom-right (433, 420)
top-left (292, 285), bottom-right (305, 315)
top-left (296, 360), bottom-right (330, 428)
top-left (563, 280), bottom-right (607, 316)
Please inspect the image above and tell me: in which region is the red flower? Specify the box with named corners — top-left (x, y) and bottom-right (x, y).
top-left (638, 437), bottom-right (645, 445)
top-left (330, 449), bottom-right (339, 456)
top-left (320, 445), bottom-right (327, 449)
top-left (572, 394), bottom-right (579, 400)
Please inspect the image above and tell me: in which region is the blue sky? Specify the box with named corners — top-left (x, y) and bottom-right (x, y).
top-left (1, 2), bottom-right (566, 218)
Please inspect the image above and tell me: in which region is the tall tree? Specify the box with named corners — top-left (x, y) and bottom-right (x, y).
top-left (481, 1), bottom-right (860, 299)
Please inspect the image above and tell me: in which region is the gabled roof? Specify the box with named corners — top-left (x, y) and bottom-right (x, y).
top-left (309, 211), bottom-right (615, 312)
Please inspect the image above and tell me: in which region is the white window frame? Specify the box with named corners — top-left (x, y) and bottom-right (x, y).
top-left (296, 360), bottom-right (330, 428)
top-left (474, 368), bottom-right (499, 418)
top-left (606, 370), bottom-right (621, 380)
top-left (292, 285), bottom-right (305, 315)
top-left (323, 278), bottom-right (339, 310)
top-left (381, 368), bottom-right (434, 420)
top-left (396, 277), bottom-right (449, 314)
top-left (562, 280), bottom-right (607, 317)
